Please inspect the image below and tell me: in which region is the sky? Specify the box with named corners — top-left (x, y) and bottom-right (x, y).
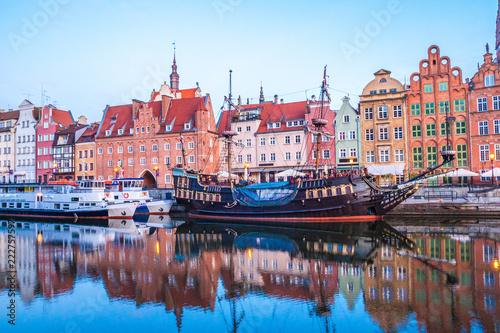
top-left (0, 0), bottom-right (497, 123)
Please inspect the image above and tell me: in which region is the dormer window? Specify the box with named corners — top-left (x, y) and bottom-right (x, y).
top-left (136, 127), bottom-right (139, 134)
top-left (117, 128), bottom-right (123, 135)
top-left (110, 116), bottom-right (117, 123)
top-left (379, 78), bottom-right (387, 83)
top-left (105, 129), bottom-right (111, 136)
top-left (166, 125), bottom-right (172, 131)
top-left (184, 123), bottom-right (191, 130)
top-left (130, 128), bottom-right (134, 135)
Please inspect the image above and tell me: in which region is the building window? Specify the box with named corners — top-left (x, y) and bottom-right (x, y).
top-left (454, 99), bottom-right (465, 112)
top-left (426, 123), bottom-right (436, 137)
top-left (439, 101), bottom-right (449, 114)
top-left (270, 137), bottom-right (275, 145)
top-left (338, 132), bottom-right (346, 141)
top-left (245, 126), bottom-right (251, 132)
top-left (457, 144), bottom-right (467, 167)
top-left (118, 146), bottom-right (123, 153)
top-left (237, 127), bottom-right (242, 133)
top-left (285, 152), bottom-right (291, 161)
top-left (438, 82), bottom-right (448, 91)
top-left (495, 120), bottom-right (500, 134)
top-left (412, 124), bottom-right (422, 138)
top-left (440, 123), bottom-right (448, 136)
top-left (394, 127), bottom-right (403, 140)
top-left (349, 148), bottom-right (356, 157)
top-left (378, 127), bottom-right (389, 141)
top-left (379, 89), bottom-right (386, 94)
top-left (485, 74), bottom-right (494, 87)
top-left (176, 143), bottom-right (182, 150)
top-left (284, 136), bottom-right (291, 144)
top-left (246, 155), bottom-right (251, 162)
top-left (413, 147), bottom-right (423, 169)
top-left (188, 142), bottom-right (194, 149)
top-left (165, 174), bottom-right (171, 184)
top-left (480, 145), bottom-right (490, 161)
top-left (424, 84), bottom-right (433, 93)
top-left (108, 160), bottom-right (113, 167)
top-left (107, 147), bottom-right (112, 154)
top-left (377, 106), bottom-right (388, 119)
top-left (379, 149), bottom-right (390, 163)
top-left (366, 151), bottom-right (374, 163)
top-left (260, 138), bottom-right (266, 146)
top-left (339, 148), bottom-right (346, 158)
top-left (343, 115), bottom-right (350, 123)
top-left (479, 121), bottom-right (489, 135)
top-left (425, 102), bottom-right (435, 115)
top-left (189, 156), bottom-right (194, 164)
top-left (294, 135), bottom-right (301, 144)
top-left (348, 131), bottom-right (356, 140)
top-left (365, 129), bottom-right (374, 141)
top-left (270, 153), bottom-right (276, 161)
top-left (456, 121), bottom-right (466, 135)
top-left (364, 108), bottom-right (373, 120)
top-left (478, 97), bottom-right (488, 112)
top-left (323, 150), bottom-right (330, 159)
top-left (295, 151), bottom-right (301, 160)
top-left (165, 156), bottom-right (170, 165)
top-left (152, 144), bottom-right (158, 152)
top-left (260, 154), bottom-right (266, 162)
top-left (395, 149), bottom-right (404, 162)
top-left (411, 104), bottom-right (421, 116)
top-left (426, 146), bottom-right (437, 168)
top-left (152, 158), bottom-right (158, 165)
top-left (128, 159), bottom-right (133, 166)
top-left (393, 105), bottom-right (402, 118)
top-left (140, 145), bottom-right (146, 152)
top-left (184, 123), bottom-right (190, 130)
top-left (370, 90), bottom-right (376, 95)
top-left (246, 139), bottom-right (252, 147)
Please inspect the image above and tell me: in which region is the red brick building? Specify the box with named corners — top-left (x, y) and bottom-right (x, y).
top-left (469, 49), bottom-right (500, 184)
top-left (95, 56), bottom-right (219, 187)
top-left (407, 46), bottom-right (469, 180)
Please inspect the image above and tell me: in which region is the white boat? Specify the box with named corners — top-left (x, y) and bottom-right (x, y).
top-left (104, 178), bottom-right (174, 217)
top-left (0, 180), bottom-right (136, 221)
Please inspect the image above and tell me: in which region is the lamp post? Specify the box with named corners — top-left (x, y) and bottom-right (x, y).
top-left (490, 152), bottom-right (495, 186)
top-left (244, 162), bottom-right (250, 181)
top-left (114, 167), bottom-right (119, 179)
top-left (349, 158), bottom-right (354, 174)
top-left (53, 162), bottom-right (58, 180)
top-left (154, 165), bottom-right (159, 178)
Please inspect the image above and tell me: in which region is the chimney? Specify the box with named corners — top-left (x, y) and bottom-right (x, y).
top-left (8, 109), bottom-right (13, 112)
top-left (274, 94), bottom-right (278, 104)
top-left (0, 109), bottom-right (4, 113)
top-left (132, 99), bottom-right (141, 119)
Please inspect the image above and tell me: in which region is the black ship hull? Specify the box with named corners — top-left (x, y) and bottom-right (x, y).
top-left (173, 168), bottom-right (417, 226)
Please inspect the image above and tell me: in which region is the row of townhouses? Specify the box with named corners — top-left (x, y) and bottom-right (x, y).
top-left (1, 6), bottom-right (500, 187)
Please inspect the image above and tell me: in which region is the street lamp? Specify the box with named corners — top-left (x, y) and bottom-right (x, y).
top-left (490, 152), bottom-right (495, 186)
top-left (244, 162), bottom-right (250, 181)
top-left (114, 167), bottom-right (119, 179)
top-left (153, 165), bottom-right (159, 178)
top-left (53, 162), bottom-right (58, 180)
top-left (349, 158), bottom-right (354, 174)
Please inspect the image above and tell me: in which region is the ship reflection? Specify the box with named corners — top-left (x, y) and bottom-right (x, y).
top-left (1, 219), bottom-right (500, 332)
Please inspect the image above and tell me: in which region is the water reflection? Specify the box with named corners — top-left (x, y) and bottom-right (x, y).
top-left (0, 219), bottom-right (499, 332)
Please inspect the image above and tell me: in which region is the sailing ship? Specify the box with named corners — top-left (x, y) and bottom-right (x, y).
top-left (172, 68), bottom-right (455, 225)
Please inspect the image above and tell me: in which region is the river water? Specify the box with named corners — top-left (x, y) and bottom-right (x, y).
top-left (0, 216), bottom-right (499, 333)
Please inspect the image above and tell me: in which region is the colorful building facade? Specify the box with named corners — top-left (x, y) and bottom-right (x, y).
top-left (334, 96), bottom-right (360, 172)
top-left (15, 100), bottom-right (39, 183)
top-left (0, 110), bottom-right (19, 183)
top-left (75, 123), bottom-right (98, 180)
top-left (407, 46), bottom-right (469, 181)
top-left (360, 69), bottom-right (408, 184)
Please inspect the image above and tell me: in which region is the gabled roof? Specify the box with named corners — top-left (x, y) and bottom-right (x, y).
top-left (77, 123), bottom-right (99, 143)
top-left (97, 95), bottom-right (210, 139)
top-left (0, 110), bottom-right (19, 121)
top-left (51, 108), bottom-right (74, 127)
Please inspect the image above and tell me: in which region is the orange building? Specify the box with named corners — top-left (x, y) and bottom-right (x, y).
top-left (95, 55), bottom-right (219, 187)
top-left (75, 123), bottom-right (99, 180)
top-left (407, 46), bottom-right (469, 181)
top-left (469, 46), bottom-right (500, 183)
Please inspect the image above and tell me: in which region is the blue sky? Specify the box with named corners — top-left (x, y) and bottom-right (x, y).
top-left (0, 0), bottom-right (496, 122)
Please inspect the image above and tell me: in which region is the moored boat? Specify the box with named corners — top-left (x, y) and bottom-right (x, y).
top-left (0, 179), bottom-right (135, 221)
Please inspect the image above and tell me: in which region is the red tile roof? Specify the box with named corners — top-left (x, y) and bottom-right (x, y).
top-left (77, 123), bottom-right (99, 143)
top-left (51, 108), bottom-right (74, 127)
top-left (0, 110), bottom-right (19, 121)
top-left (97, 95), bottom-right (210, 138)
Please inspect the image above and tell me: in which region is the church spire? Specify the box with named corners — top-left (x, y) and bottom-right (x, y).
top-left (259, 80), bottom-right (265, 104)
top-left (170, 43), bottom-right (179, 93)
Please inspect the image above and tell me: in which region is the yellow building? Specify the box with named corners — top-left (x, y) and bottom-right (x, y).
top-left (75, 124), bottom-right (98, 180)
top-left (360, 69), bottom-right (408, 185)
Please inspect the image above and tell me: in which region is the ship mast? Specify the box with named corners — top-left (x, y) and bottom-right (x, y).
top-left (221, 70), bottom-right (237, 180)
top-left (312, 66), bottom-right (330, 177)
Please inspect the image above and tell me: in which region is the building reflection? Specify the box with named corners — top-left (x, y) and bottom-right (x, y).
top-left (0, 220), bottom-right (500, 331)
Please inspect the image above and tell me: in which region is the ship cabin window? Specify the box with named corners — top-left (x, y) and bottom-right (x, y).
top-left (203, 193), bottom-right (207, 201)
top-left (336, 188), bottom-right (342, 195)
top-left (17, 203), bottom-right (22, 208)
top-left (345, 186), bottom-right (351, 194)
top-left (63, 204), bottom-right (70, 210)
top-left (2, 202), bottom-right (6, 208)
top-left (54, 204), bottom-right (60, 209)
top-left (327, 189), bottom-right (332, 196)
top-left (209, 194), bottom-right (213, 201)
top-left (308, 191), bottom-right (313, 199)
top-left (317, 191), bottom-right (323, 198)
top-left (9, 203), bottom-right (14, 208)
top-left (1, 221), bottom-right (6, 227)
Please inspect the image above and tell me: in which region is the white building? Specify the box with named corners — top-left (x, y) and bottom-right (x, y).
top-left (0, 110), bottom-right (19, 183)
top-left (15, 100), bottom-right (39, 183)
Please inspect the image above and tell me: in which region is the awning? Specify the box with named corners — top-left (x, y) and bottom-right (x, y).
top-left (13, 171), bottom-right (26, 176)
top-left (367, 164), bottom-right (405, 175)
